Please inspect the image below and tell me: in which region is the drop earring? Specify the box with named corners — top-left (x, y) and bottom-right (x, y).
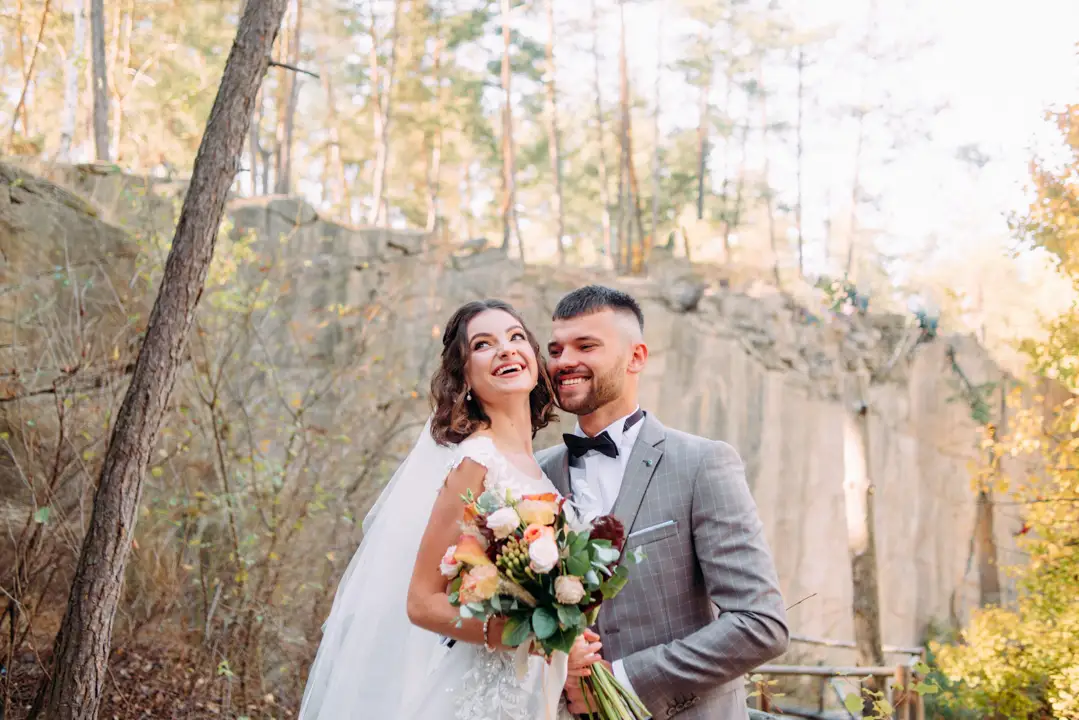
top-left (466, 389), bottom-right (472, 402)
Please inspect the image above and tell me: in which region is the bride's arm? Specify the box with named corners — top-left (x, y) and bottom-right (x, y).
top-left (406, 458), bottom-right (508, 648)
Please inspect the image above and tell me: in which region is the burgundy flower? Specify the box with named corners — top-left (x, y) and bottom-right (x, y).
top-left (591, 515), bottom-right (626, 552)
top-left (476, 524), bottom-right (499, 561)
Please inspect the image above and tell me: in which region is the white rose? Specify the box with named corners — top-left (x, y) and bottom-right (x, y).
top-left (440, 545), bottom-right (460, 578)
top-left (486, 506), bottom-right (522, 540)
top-left (528, 535), bottom-right (560, 574)
top-left (554, 575), bottom-right (586, 605)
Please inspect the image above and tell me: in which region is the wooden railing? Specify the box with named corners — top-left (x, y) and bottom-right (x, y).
top-left (747, 635), bottom-right (927, 720)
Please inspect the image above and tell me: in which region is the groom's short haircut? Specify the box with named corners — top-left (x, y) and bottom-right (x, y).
top-left (553, 285), bottom-right (644, 332)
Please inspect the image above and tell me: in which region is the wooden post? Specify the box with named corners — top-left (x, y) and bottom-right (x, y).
top-left (914, 651), bottom-right (927, 720)
top-left (755, 680), bottom-right (771, 711)
top-left (894, 664), bottom-right (912, 720)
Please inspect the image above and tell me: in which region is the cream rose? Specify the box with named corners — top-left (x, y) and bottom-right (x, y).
top-left (459, 564), bottom-right (500, 603)
top-left (440, 545), bottom-right (461, 578)
top-left (528, 534), bottom-right (560, 574)
top-left (486, 506), bottom-right (522, 540)
top-left (554, 575), bottom-right (586, 605)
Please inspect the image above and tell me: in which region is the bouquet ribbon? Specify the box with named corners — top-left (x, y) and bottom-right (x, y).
top-left (514, 642), bottom-right (569, 720)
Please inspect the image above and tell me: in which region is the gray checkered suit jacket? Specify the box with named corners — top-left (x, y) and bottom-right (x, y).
top-left (538, 414), bottom-right (789, 719)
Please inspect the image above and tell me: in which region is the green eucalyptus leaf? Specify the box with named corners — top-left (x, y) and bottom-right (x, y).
top-left (503, 615), bottom-right (532, 647)
top-left (556, 604), bottom-right (584, 628)
top-left (532, 607), bottom-right (558, 640)
top-left (566, 554), bottom-right (591, 577)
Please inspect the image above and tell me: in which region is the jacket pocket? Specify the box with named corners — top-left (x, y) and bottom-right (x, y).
top-left (626, 519), bottom-right (678, 548)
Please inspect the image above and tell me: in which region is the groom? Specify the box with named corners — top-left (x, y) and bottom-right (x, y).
top-left (537, 285), bottom-right (789, 719)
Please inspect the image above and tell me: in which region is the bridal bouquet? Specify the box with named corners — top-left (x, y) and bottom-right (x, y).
top-left (440, 489), bottom-right (650, 719)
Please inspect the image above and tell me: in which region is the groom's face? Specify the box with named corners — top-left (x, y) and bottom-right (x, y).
top-left (546, 310), bottom-right (630, 415)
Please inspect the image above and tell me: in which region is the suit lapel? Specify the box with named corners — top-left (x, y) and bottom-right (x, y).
top-left (611, 414), bottom-right (666, 533)
top-left (545, 446), bottom-right (572, 498)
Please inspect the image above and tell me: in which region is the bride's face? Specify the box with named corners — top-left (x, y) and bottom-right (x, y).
top-left (464, 309), bottom-right (539, 407)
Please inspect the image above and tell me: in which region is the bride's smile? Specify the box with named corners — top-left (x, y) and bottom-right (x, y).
top-left (464, 310), bottom-right (540, 401)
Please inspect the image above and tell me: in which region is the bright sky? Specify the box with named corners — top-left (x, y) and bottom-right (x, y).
top-left (544, 0), bottom-right (1079, 275)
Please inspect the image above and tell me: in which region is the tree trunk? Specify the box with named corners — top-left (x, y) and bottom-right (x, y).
top-left (650, 14), bottom-right (662, 244)
top-left (845, 108), bottom-right (865, 279)
top-left (15, 0), bottom-right (27, 131)
top-left (6, 0), bottom-right (53, 151)
top-left (759, 60), bottom-right (781, 289)
top-left (589, 0), bottom-right (612, 267)
top-left (544, 0), bottom-right (566, 264)
top-left (716, 53), bottom-right (735, 229)
top-left (843, 378), bottom-right (885, 710)
top-left (499, 0), bottom-right (522, 260)
top-left (28, 1), bottom-right (287, 717)
top-left (90, 0), bottom-right (109, 161)
top-left (367, 0), bottom-right (402, 225)
top-left (617, 0), bottom-right (631, 271)
top-left (795, 46), bottom-right (805, 278)
top-left (108, 0), bottom-right (133, 160)
top-left (320, 62), bottom-right (348, 212)
top-left (845, 0), bottom-right (875, 280)
top-left (974, 489), bottom-right (999, 606)
top-left (57, 0), bottom-right (85, 160)
top-left (626, 123), bottom-right (646, 271)
top-left (248, 88), bottom-right (262, 195)
top-left (274, 0), bottom-right (302, 195)
top-left (977, 380), bottom-right (1006, 606)
top-left (722, 117), bottom-right (749, 261)
top-left (425, 34), bottom-right (446, 233)
top-left (464, 161), bottom-right (475, 240)
top-left (272, 0), bottom-right (301, 195)
top-left (272, 17), bottom-right (288, 191)
top-left (695, 62), bottom-right (711, 221)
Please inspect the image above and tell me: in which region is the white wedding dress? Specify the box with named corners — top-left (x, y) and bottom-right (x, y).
top-left (299, 423), bottom-right (574, 720)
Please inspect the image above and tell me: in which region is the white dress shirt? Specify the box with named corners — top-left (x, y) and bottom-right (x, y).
top-left (567, 407), bottom-right (643, 699)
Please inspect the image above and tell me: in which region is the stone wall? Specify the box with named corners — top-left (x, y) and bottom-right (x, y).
top-left (1, 164), bottom-right (1022, 659)
top-left (226, 196), bottom-right (1021, 651)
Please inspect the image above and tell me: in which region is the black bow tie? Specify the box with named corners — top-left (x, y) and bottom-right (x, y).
top-left (564, 431), bottom-right (619, 459)
top-left (563, 409), bottom-right (645, 461)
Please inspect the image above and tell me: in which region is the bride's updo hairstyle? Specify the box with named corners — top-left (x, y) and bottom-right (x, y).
top-left (430, 299), bottom-right (556, 446)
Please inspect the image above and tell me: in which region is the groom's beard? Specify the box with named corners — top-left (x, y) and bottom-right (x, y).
top-left (555, 364), bottom-right (624, 416)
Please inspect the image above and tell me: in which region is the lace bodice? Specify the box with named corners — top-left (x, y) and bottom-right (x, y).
top-left (449, 435), bottom-right (560, 500)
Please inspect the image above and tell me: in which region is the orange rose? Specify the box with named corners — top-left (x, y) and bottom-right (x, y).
top-left (459, 565), bottom-right (500, 603)
top-left (453, 535), bottom-right (493, 566)
top-left (523, 523), bottom-right (555, 544)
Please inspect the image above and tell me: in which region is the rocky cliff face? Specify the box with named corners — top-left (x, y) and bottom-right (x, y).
top-left (225, 193), bottom-right (1021, 650)
top-left (1, 164), bottom-right (1020, 658)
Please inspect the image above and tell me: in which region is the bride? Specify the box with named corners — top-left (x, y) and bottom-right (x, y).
top-left (299, 300), bottom-right (599, 719)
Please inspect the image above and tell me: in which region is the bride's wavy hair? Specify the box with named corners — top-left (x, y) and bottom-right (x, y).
top-left (430, 299), bottom-right (556, 445)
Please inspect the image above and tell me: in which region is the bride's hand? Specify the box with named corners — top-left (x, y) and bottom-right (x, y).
top-left (486, 616), bottom-right (511, 651)
top-left (566, 629), bottom-right (603, 678)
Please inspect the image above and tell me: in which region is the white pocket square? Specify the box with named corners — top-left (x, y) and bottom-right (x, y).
top-left (628, 519), bottom-right (677, 540)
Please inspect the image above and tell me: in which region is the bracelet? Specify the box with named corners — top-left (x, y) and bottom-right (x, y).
top-left (482, 616), bottom-right (496, 652)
